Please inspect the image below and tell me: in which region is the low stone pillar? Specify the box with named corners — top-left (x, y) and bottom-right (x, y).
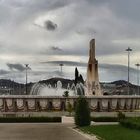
top-left (62, 116), bottom-right (74, 124)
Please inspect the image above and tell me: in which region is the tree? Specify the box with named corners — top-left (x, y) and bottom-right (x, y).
top-left (75, 67), bottom-right (85, 85)
top-left (74, 96), bottom-right (91, 126)
top-left (75, 67), bottom-right (79, 85)
top-left (63, 91), bottom-right (69, 97)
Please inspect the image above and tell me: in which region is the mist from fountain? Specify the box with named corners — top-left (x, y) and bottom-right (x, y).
top-left (30, 81), bottom-right (84, 96)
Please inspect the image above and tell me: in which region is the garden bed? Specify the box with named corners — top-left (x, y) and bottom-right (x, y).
top-left (0, 116), bottom-right (61, 123)
top-left (91, 117), bottom-right (118, 122)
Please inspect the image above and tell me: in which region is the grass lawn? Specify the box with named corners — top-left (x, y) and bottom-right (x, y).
top-left (80, 125), bottom-right (140, 140)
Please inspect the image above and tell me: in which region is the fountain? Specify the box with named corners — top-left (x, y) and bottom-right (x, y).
top-left (0, 39), bottom-right (139, 114)
top-left (30, 80), bottom-right (85, 96)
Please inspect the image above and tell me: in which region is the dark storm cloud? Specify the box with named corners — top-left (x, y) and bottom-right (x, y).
top-left (0, 70), bottom-right (10, 75)
top-left (39, 46), bottom-right (63, 55)
top-left (34, 20), bottom-right (57, 31)
top-left (44, 20), bottom-right (57, 31)
top-left (39, 43), bottom-right (88, 56)
top-left (42, 61), bottom-right (137, 73)
top-left (51, 46), bottom-right (62, 51)
top-left (7, 63), bottom-right (29, 71)
top-left (42, 61), bottom-right (87, 66)
top-left (0, 0), bottom-right (74, 29)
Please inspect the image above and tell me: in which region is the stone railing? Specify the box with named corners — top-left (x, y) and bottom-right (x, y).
top-left (0, 95), bottom-right (139, 112)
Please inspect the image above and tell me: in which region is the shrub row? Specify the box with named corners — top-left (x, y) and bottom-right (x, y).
top-left (91, 112), bottom-right (126, 122)
top-left (0, 117), bottom-right (61, 123)
top-left (91, 117), bottom-right (118, 122)
top-left (120, 118), bottom-right (140, 130)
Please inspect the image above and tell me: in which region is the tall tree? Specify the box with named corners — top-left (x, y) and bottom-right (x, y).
top-left (75, 67), bottom-right (79, 85)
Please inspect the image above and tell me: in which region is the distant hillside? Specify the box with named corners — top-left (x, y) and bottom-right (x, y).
top-left (111, 80), bottom-right (128, 86)
top-left (0, 79), bottom-right (25, 95)
top-left (111, 80), bottom-right (137, 88)
top-left (0, 78), bottom-right (138, 95)
top-left (0, 79), bottom-right (23, 87)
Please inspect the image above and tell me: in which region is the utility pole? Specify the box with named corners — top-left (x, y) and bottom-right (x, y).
top-left (59, 63), bottom-right (64, 73)
top-left (135, 63), bottom-right (140, 95)
top-left (126, 47), bottom-right (132, 95)
top-left (25, 64), bottom-right (29, 95)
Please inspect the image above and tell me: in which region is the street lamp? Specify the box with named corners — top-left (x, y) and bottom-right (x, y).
top-left (59, 63), bottom-right (64, 73)
top-left (135, 63), bottom-right (140, 95)
top-left (126, 47), bottom-right (132, 95)
top-left (25, 64), bottom-right (29, 95)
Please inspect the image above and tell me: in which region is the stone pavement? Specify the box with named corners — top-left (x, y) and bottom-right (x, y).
top-left (91, 121), bottom-right (119, 125)
top-left (0, 123), bottom-right (93, 140)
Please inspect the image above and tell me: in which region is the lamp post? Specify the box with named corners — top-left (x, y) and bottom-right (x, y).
top-left (135, 63), bottom-right (140, 95)
top-left (126, 47), bottom-right (132, 95)
top-left (59, 63), bottom-right (64, 73)
top-left (25, 64), bottom-right (29, 95)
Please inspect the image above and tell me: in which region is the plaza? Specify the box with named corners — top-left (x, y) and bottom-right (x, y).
top-left (0, 123), bottom-right (91, 140)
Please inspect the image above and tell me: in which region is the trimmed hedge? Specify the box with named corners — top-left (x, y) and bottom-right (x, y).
top-left (75, 97), bottom-right (91, 126)
top-left (90, 112), bottom-right (126, 122)
top-left (0, 117), bottom-right (61, 123)
top-left (91, 117), bottom-right (118, 122)
top-left (120, 118), bottom-right (140, 130)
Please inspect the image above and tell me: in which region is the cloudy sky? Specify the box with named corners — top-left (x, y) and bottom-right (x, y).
top-left (0, 0), bottom-right (140, 84)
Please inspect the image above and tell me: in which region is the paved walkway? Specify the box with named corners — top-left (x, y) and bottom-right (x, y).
top-left (91, 121), bottom-right (119, 125)
top-left (0, 123), bottom-right (91, 140)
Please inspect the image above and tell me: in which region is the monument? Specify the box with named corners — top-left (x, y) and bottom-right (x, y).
top-left (0, 39), bottom-right (139, 115)
top-left (85, 39), bottom-right (102, 96)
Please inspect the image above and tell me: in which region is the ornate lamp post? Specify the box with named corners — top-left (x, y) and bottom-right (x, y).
top-left (135, 63), bottom-right (140, 95)
top-left (126, 47), bottom-right (132, 95)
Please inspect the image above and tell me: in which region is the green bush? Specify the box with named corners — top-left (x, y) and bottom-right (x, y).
top-left (117, 111), bottom-right (125, 121)
top-left (67, 102), bottom-right (73, 116)
top-left (120, 118), bottom-right (140, 130)
top-left (74, 96), bottom-right (91, 127)
top-left (91, 117), bottom-right (118, 122)
top-left (0, 117), bottom-right (61, 123)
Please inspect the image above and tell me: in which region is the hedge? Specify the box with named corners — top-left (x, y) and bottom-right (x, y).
top-left (120, 118), bottom-right (140, 130)
top-left (91, 117), bottom-right (119, 122)
top-left (0, 117), bottom-right (61, 123)
top-left (74, 97), bottom-right (91, 126)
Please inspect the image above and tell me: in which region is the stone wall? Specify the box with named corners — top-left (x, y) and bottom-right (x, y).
top-left (0, 95), bottom-right (139, 112)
